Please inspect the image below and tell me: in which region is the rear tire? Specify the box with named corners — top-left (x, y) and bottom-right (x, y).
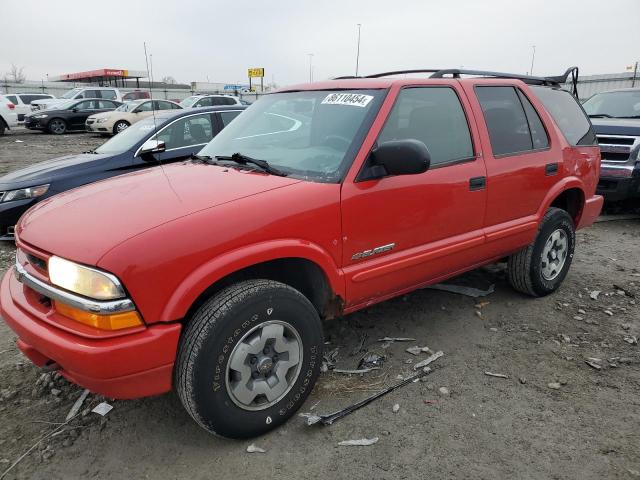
top-left (508, 207), bottom-right (575, 297)
top-left (47, 118), bottom-right (67, 135)
top-left (113, 120), bottom-right (130, 135)
top-left (175, 279), bottom-right (323, 439)
top-left (0, 119), bottom-right (6, 135)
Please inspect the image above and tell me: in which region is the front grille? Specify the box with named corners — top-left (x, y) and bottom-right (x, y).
top-left (0, 191), bottom-right (5, 201)
top-left (26, 253), bottom-right (47, 272)
top-left (597, 134), bottom-right (638, 163)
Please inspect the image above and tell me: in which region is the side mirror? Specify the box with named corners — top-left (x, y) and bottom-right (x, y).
top-left (359, 139), bottom-right (431, 181)
top-left (72, 108), bottom-right (79, 113)
top-left (139, 139), bottom-right (166, 156)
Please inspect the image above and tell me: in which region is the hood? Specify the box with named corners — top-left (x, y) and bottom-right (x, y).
top-left (0, 153), bottom-right (111, 190)
top-left (17, 162), bottom-right (301, 264)
top-left (30, 98), bottom-right (61, 108)
top-left (591, 117), bottom-right (640, 136)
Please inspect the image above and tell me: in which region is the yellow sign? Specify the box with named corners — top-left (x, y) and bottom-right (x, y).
top-left (248, 68), bottom-right (265, 78)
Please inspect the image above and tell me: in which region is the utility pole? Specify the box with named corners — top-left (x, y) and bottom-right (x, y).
top-left (632, 61), bottom-right (638, 88)
top-left (308, 53), bottom-right (314, 82)
top-left (355, 24), bottom-right (362, 77)
top-left (529, 45), bottom-right (536, 76)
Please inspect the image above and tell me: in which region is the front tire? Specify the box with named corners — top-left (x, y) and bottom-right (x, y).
top-left (508, 207), bottom-right (575, 297)
top-left (113, 120), bottom-right (130, 135)
top-left (47, 118), bottom-right (67, 135)
top-left (175, 279), bottom-right (324, 438)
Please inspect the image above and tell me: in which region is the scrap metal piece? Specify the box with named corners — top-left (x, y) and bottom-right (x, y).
top-left (426, 283), bottom-right (495, 298)
top-left (300, 368), bottom-right (434, 426)
top-left (358, 352), bottom-right (385, 369)
top-left (377, 337), bottom-right (415, 342)
top-left (338, 437), bottom-right (379, 446)
top-left (484, 371), bottom-right (508, 379)
top-left (413, 351), bottom-right (444, 370)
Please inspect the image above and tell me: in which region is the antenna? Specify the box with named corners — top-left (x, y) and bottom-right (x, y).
top-left (143, 42), bottom-right (182, 202)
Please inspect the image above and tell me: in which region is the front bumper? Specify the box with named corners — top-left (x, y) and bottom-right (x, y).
top-left (23, 117), bottom-right (45, 130)
top-left (0, 268), bottom-right (182, 398)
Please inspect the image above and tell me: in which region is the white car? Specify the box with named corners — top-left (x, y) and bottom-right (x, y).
top-left (31, 87), bottom-right (122, 111)
top-left (180, 94), bottom-right (241, 108)
top-left (0, 96), bottom-right (19, 135)
top-left (2, 93), bottom-right (55, 123)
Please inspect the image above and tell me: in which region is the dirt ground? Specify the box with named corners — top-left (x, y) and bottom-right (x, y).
top-left (0, 128), bottom-right (639, 480)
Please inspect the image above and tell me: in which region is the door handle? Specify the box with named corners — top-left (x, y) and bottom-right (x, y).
top-left (469, 176), bottom-right (486, 191)
top-left (545, 163), bottom-right (559, 176)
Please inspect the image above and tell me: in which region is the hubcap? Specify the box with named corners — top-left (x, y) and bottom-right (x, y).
top-left (116, 122), bottom-right (128, 132)
top-left (225, 320), bottom-right (302, 411)
top-left (541, 229), bottom-right (568, 280)
top-left (51, 120), bottom-right (64, 133)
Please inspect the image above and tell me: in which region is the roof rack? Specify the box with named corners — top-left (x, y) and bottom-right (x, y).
top-left (335, 67), bottom-right (580, 97)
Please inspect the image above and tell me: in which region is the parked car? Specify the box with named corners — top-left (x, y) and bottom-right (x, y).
top-left (0, 68), bottom-right (603, 439)
top-left (0, 105), bottom-right (245, 240)
top-left (582, 88), bottom-right (640, 201)
top-left (180, 94), bottom-right (242, 108)
top-left (2, 93), bottom-right (55, 122)
top-left (122, 90), bottom-right (151, 102)
top-left (23, 98), bottom-right (123, 134)
top-left (31, 87), bottom-right (122, 111)
top-left (0, 96), bottom-right (18, 135)
top-left (86, 99), bottom-right (183, 135)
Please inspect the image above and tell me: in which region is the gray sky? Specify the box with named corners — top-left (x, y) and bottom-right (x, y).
top-left (1, 0), bottom-right (639, 86)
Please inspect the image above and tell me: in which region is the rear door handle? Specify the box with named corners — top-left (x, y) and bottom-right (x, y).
top-left (469, 176), bottom-right (486, 191)
top-left (545, 163), bottom-right (559, 176)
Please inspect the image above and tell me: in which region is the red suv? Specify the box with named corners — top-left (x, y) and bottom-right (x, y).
top-left (0, 67), bottom-right (602, 439)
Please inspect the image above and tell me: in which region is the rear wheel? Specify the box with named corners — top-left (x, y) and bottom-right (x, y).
top-left (175, 279), bottom-right (323, 438)
top-left (47, 118), bottom-right (67, 135)
top-left (508, 207), bottom-right (575, 297)
top-left (0, 118), bottom-right (6, 135)
top-left (113, 120), bottom-right (130, 135)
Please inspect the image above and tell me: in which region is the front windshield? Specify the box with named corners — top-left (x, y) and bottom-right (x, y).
top-left (95, 117), bottom-right (160, 155)
top-left (115, 101), bottom-right (139, 112)
top-left (583, 91), bottom-right (640, 118)
top-left (198, 89), bottom-right (385, 182)
top-left (180, 96), bottom-right (199, 107)
top-left (61, 88), bottom-right (82, 99)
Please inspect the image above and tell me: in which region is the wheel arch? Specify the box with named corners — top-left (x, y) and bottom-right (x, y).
top-left (161, 240), bottom-right (345, 323)
top-left (539, 178), bottom-right (586, 226)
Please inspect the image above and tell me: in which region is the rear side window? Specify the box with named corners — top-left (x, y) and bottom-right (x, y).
top-left (517, 90), bottom-right (549, 150)
top-left (476, 86), bottom-right (534, 156)
top-left (530, 86), bottom-right (596, 146)
top-left (20, 94), bottom-right (51, 104)
top-left (101, 90), bottom-right (117, 100)
top-left (378, 87), bottom-right (474, 166)
top-left (219, 110), bottom-right (242, 127)
top-left (5, 95), bottom-right (18, 104)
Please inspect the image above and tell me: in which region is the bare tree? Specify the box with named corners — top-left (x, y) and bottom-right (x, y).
top-left (161, 76), bottom-right (177, 85)
top-left (5, 64), bottom-right (26, 83)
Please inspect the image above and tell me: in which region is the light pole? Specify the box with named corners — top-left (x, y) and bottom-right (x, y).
top-left (308, 53), bottom-right (314, 82)
top-left (529, 45), bottom-right (536, 76)
top-left (355, 23), bottom-right (362, 77)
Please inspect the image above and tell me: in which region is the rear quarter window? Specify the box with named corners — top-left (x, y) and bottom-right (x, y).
top-left (530, 86), bottom-right (596, 146)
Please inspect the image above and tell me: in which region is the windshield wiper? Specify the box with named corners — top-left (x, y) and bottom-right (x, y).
top-left (588, 114), bottom-right (614, 118)
top-left (214, 153), bottom-right (288, 177)
top-left (617, 115), bottom-right (640, 119)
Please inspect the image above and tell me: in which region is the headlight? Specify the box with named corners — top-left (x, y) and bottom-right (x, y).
top-left (48, 256), bottom-right (126, 300)
top-left (96, 118), bottom-right (108, 123)
top-left (1, 184), bottom-right (49, 202)
top-left (33, 114), bottom-right (48, 119)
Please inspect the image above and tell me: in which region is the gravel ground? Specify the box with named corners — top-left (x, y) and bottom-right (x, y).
top-left (0, 128), bottom-right (639, 479)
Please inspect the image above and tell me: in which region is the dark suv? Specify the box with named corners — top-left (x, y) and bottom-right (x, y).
top-left (583, 88), bottom-right (640, 201)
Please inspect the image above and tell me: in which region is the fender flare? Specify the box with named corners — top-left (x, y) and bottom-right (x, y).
top-left (537, 176), bottom-right (586, 223)
top-left (160, 239), bottom-right (344, 321)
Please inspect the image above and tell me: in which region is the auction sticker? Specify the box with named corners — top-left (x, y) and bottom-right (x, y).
top-left (321, 93), bottom-right (373, 107)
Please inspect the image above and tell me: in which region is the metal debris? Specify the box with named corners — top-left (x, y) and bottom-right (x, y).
top-left (427, 283), bottom-right (495, 298)
top-left (65, 389), bottom-right (90, 421)
top-left (246, 444), bottom-right (266, 453)
top-left (413, 351), bottom-right (444, 370)
top-left (300, 368), bottom-right (433, 426)
top-left (91, 402), bottom-right (113, 417)
top-left (589, 291), bottom-right (601, 300)
top-left (322, 347), bottom-right (339, 372)
top-left (358, 352), bottom-right (385, 370)
top-left (484, 371), bottom-right (508, 379)
top-left (392, 403), bottom-right (400, 413)
top-left (377, 337), bottom-right (415, 342)
top-left (623, 335), bottom-right (638, 345)
top-left (585, 360), bottom-right (602, 370)
top-left (405, 346), bottom-right (433, 356)
top-left (332, 368), bottom-right (379, 375)
top-left (338, 437), bottom-right (379, 446)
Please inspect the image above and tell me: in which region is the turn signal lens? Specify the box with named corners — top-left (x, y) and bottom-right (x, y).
top-left (54, 301), bottom-right (143, 330)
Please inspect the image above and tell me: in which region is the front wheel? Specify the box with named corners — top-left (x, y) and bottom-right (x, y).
top-left (175, 279), bottom-right (324, 438)
top-left (507, 207), bottom-right (576, 297)
top-left (47, 118), bottom-right (67, 135)
top-left (113, 120), bottom-right (130, 135)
